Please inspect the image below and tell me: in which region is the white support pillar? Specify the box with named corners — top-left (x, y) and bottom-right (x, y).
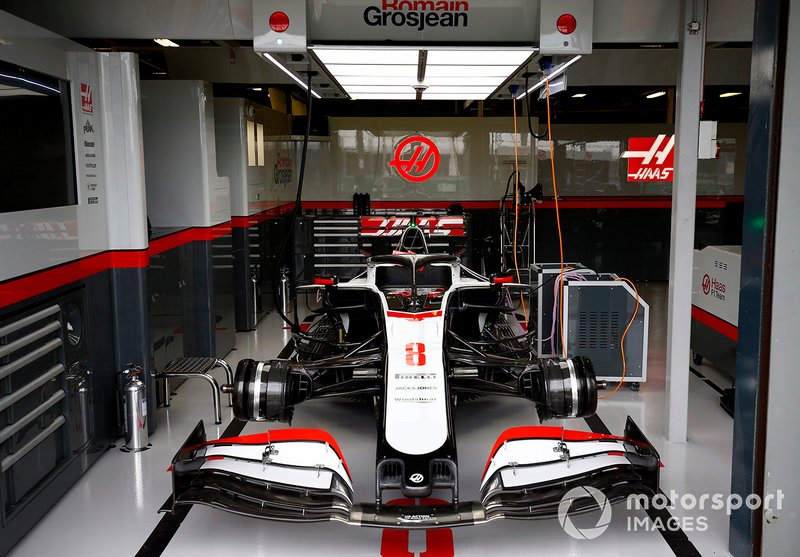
top-left (665, 0), bottom-right (707, 443)
top-left (762, 1), bottom-right (800, 552)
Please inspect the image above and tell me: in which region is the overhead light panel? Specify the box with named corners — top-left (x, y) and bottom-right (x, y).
top-left (425, 49), bottom-right (532, 66)
top-left (311, 46), bottom-right (534, 101)
top-left (646, 91), bottom-right (666, 99)
top-left (310, 48), bottom-right (418, 65)
top-left (261, 53), bottom-right (322, 99)
top-left (249, 87), bottom-right (262, 91)
top-left (572, 93), bottom-right (587, 98)
top-left (154, 39), bottom-right (180, 47)
top-left (517, 55), bottom-right (582, 99)
top-left (719, 91), bottom-right (742, 98)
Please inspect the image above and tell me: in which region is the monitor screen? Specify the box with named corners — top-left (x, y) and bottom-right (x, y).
top-left (0, 60), bottom-right (77, 213)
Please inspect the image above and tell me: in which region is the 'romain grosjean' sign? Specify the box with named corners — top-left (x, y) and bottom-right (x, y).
top-left (621, 134), bottom-right (675, 182)
top-left (364, 1), bottom-right (470, 31)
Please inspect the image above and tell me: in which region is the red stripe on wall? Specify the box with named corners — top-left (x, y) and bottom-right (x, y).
top-left (691, 305), bottom-right (738, 342)
top-left (0, 212), bottom-right (274, 309)
top-left (0, 252), bottom-right (120, 308)
top-left (303, 196), bottom-right (742, 211)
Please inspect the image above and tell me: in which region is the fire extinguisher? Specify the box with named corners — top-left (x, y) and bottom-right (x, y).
top-left (122, 365), bottom-right (148, 451)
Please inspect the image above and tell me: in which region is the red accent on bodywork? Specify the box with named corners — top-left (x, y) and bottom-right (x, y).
top-left (482, 427), bottom-right (627, 479)
top-left (381, 498), bottom-right (454, 557)
top-left (314, 277), bottom-right (335, 285)
top-left (201, 428), bottom-right (352, 478)
top-left (492, 275), bottom-right (514, 284)
top-left (386, 310), bottom-right (442, 321)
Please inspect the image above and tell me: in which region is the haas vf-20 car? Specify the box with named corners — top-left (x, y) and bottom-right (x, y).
top-left (166, 226), bottom-right (660, 529)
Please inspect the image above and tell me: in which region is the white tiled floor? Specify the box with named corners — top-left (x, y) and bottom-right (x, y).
top-left (8, 283), bottom-right (735, 556)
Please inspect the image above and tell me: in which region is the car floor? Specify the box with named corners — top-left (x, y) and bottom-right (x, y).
top-left (7, 282), bottom-right (736, 557)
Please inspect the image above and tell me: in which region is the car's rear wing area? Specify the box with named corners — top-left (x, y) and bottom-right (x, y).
top-left (164, 417), bottom-right (660, 529)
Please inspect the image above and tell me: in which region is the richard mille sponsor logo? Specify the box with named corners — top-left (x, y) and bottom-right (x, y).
top-left (395, 373), bottom-right (436, 380)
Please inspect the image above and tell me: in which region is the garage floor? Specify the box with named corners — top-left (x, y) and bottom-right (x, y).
top-left (7, 283), bottom-right (735, 557)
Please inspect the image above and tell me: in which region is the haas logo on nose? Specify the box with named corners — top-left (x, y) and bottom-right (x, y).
top-left (409, 473), bottom-right (425, 484)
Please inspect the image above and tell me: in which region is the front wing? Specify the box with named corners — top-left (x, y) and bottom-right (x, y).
top-left (164, 417), bottom-right (660, 529)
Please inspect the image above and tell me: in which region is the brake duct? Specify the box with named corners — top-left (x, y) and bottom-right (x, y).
top-left (165, 417), bottom-right (660, 528)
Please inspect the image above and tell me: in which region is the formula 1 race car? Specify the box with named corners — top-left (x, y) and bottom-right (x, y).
top-left (166, 224), bottom-right (660, 529)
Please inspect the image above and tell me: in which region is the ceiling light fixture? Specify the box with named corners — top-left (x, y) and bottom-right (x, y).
top-left (250, 87), bottom-right (262, 91)
top-left (311, 46), bottom-right (534, 100)
top-left (646, 90), bottom-right (666, 99)
top-left (154, 39), bottom-right (180, 47)
top-left (517, 55), bottom-right (582, 99)
top-left (719, 91), bottom-right (742, 98)
top-left (572, 93), bottom-right (587, 98)
top-left (261, 52), bottom-right (322, 99)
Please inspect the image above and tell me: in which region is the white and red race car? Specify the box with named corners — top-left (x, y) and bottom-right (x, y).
top-left (166, 225), bottom-right (660, 529)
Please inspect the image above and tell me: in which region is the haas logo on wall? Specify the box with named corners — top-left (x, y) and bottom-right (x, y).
top-left (274, 152), bottom-right (293, 187)
top-left (621, 134), bottom-right (674, 182)
top-left (389, 135), bottom-right (440, 183)
top-left (80, 83), bottom-right (93, 114)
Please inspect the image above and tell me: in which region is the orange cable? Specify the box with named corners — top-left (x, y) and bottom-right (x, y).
top-left (599, 277), bottom-right (640, 399)
top-left (511, 94), bottom-right (527, 321)
top-left (544, 77), bottom-right (567, 356)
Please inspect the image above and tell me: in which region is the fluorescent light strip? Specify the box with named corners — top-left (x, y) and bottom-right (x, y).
top-left (425, 49), bottom-right (533, 66)
top-left (337, 76), bottom-right (514, 87)
top-left (323, 64), bottom-right (418, 78)
top-left (646, 91), bottom-right (666, 99)
top-left (312, 48), bottom-right (418, 65)
top-left (261, 53), bottom-right (322, 99)
top-left (350, 93), bottom-right (417, 100)
top-left (424, 65), bottom-right (523, 78)
top-left (518, 55), bottom-right (582, 99)
top-left (572, 93), bottom-right (587, 98)
top-left (346, 86), bottom-right (496, 95)
top-left (350, 93), bottom-right (493, 100)
top-left (154, 39), bottom-right (180, 48)
top-left (719, 91), bottom-right (742, 98)
top-left (326, 64), bottom-right (518, 79)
